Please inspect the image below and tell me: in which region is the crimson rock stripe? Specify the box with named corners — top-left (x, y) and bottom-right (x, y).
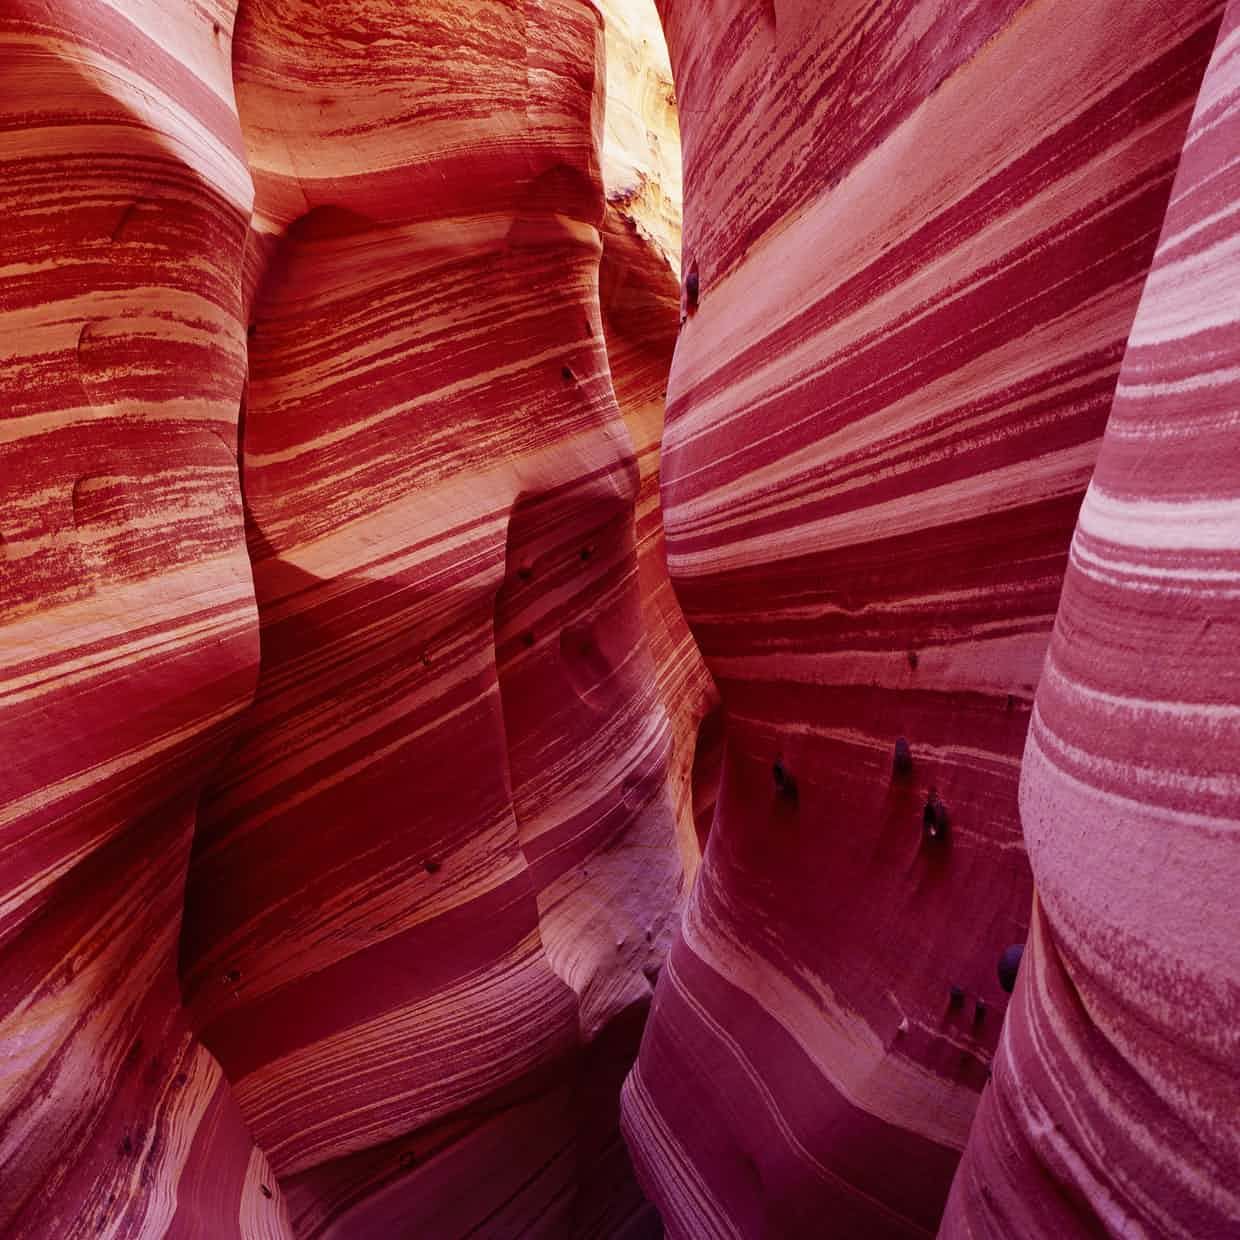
top-left (944, 7), bottom-right (1240, 1233)
top-left (173, 0), bottom-right (684, 1233)
top-left (627, 0), bottom-right (1224, 1234)
top-left (4, 0), bottom-right (689, 1235)
top-left (0, 2), bottom-right (288, 1235)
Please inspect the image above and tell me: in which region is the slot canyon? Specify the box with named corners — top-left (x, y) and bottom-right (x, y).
top-left (0, 1), bottom-right (1236, 1238)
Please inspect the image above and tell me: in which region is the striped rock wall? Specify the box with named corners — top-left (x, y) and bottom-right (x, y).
top-left (2, 0), bottom-right (696, 1236)
top-left (183, 2), bottom-right (680, 1233)
top-left (624, 0), bottom-right (1231, 1236)
top-left (944, 5), bottom-right (1240, 1234)
top-left (5, 0), bottom-right (1236, 1236)
top-left (0, 1), bottom-right (292, 1236)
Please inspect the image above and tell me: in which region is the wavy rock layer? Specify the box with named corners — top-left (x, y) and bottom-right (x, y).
top-left (2, 0), bottom-right (692, 1236)
top-left (945, 7), bottom-right (1240, 1234)
top-left (624, 0), bottom-right (1229, 1236)
top-left (0, 3), bottom-right (290, 1236)
top-left (184, 0), bottom-right (683, 1234)
top-left (6, 0), bottom-right (1237, 1237)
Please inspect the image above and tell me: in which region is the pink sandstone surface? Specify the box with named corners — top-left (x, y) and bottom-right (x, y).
top-left (944, 7), bottom-right (1240, 1232)
top-left (2, 0), bottom-right (697, 1234)
top-left (0, 1), bottom-right (1236, 1238)
top-left (624, 0), bottom-right (1238, 1237)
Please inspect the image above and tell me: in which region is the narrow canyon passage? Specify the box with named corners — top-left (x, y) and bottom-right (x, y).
top-left (2, 1), bottom-right (1238, 1239)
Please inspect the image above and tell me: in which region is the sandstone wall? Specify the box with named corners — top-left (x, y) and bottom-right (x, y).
top-left (4, 1), bottom-right (1237, 1237)
top-left (0, 2), bottom-right (290, 1234)
top-left (1, 0), bottom-right (692, 1235)
top-left (624, 1), bottom-right (1233, 1236)
top-left (945, 6), bottom-right (1240, 1232)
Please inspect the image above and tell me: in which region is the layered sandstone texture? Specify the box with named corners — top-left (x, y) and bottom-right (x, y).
top-left (1, 2), bottom-right (287, 1235)
top-left (1, 0), bottom-right (696, 1236)
top-left (945, 5), bottom-right (1240, 1233)
top-left (625, 0), bottom-right (1237, 1238)
top-left (4, 0), bottom-right (1239, 1238)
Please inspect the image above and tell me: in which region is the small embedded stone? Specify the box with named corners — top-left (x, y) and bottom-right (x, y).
top-left (922, 792), bottom-right (948, 840)
top-left (949, 985), bottom-right (965, 1007)
top-left (893, 737), bottom-right (913, 777)
top-left (772, 760), bottom-right (798, 802)
top-left (998, 943), bottom-right (1024, 993)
